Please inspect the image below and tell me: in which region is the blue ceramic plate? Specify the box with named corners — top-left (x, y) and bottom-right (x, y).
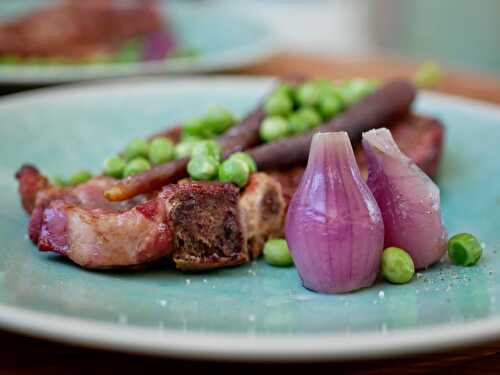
top-left (0, 77), bottom-right (499, 361)
top-left (0, 1), bottom-right (275, 84)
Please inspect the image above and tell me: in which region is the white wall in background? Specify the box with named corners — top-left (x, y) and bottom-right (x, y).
top-left (215, 0), bottom-right (375, 56)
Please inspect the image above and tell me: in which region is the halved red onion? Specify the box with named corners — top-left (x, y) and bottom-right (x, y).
top-left (362, 128), bottom-right (448, 269)
top-left (285, 132), bottom-right (384, 293)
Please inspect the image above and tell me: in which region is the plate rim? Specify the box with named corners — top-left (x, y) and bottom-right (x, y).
top-left (1, 75), bottom-right (500, 361)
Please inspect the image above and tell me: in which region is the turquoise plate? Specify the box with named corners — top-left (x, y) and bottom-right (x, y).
top-left (0, 1), bottom-right (275, 84)
top-left (0, 77), bottom-right (499, 361)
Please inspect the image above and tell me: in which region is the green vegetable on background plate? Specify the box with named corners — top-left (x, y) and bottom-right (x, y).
top-left (448, 233), bottom-right (482, 266)
top-left (103, 156), bottom-right (127, 179)
top-left (228, 152), bottom-right (257, 173)
top-left (218, 158), bottom-right (250, 188)
top-left (124, 138), bottom-right (150, 161)
top-left (187, 156), bottom-right (219, 180)
top-left (263, 239), bottom-right (294, 267)
top-left (148, 137), bottom-right (175, 165)
top-left (259, 116), bottom-right (289, 142)
top-left (123, 157), bottom-right (151, 177)
top-left (381, 247), bottom-right (415, 284)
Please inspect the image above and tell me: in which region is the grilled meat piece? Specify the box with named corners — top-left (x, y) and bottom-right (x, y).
top-left (16, 166), bottom-right (248, 270)
top-left (167, 183), bottom-right (248, 271)
top-left (239, 173), bottom-right (286, 258)
top-left (0, 0), bottom-right (164, 60)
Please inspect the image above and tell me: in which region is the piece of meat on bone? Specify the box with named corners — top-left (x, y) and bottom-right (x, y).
top-left (17, 167), bottom-right (283, 270)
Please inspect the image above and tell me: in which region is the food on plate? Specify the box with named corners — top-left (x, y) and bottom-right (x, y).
top-left (263, 239), bottom-right (294, 267)
top-left (0, 0), bottom-right (179, 65)
top-left (380, 247), bottom-right (415, 284)
top-left (248, 79), bottom-right (415, 171)
top-left (105, 78), bottom-right (414, 202)
top-left (362, 128), bottom-right (448, 269)
top-left (17, 165), bottom-right (286, 270)
top-left (16, 75), bottom-right (478, 294)
top-left (285, 132), bottom-right (385, 293)
top-left (447, 233), bottom-right (483, 266)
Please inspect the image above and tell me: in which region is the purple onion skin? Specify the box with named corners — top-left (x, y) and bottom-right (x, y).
top-left (143, 31), bottom-right (176, 61)
top-left (362, 128), bottom-right (448, 269)
top-left (285, 132), bottom-right (384, 294)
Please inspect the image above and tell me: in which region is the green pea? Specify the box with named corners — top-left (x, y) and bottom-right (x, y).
top-left (264, 93), bottom-right (293, 116)
top-left (187, 156), bottom-right (219, 180)
top-left (414, 61), bottom-right (442, 88)
top-left (319, 94), bottom-right (342, 119)
top-left (123, 158), bottom-right (151, 177)
top-left (103, 156), bottom-right (127, 179)
top-left (148, 137), bottom-right (175, 165)
top-left (180, 133), bottom-right (204, 142)
top-left (124, 138), bottom-right (150, 160)
top-left (288, 112), bottom-right (311, 135)
top-left (338, 79), bottom-right (378, 105)
top-left (191, 140), bottom-right (223, 162)
top-left (312, 79), bottom-right (335, 96)
top-left (50, 176), bottom-right (67, 187)
top-left (296, 81), bottom-right (322, 107)
top-left (0, 55), bottom-right (21, 65)
top-left (273, 83), bottom-right (295, 99)
top-left (228, 152), bottom-right (257, 173)
top-left (259, 116), bottom-right (289, 142)
top-left (218, 158), bottom-right (250, 187)
top-left (114, 38), bottom-right (141, 63)
top-left (183, 117), bottom-right (211, 138)
top-left (263, 239), bottom-right (294, 267)
top-left (448, 233), bottom-right (482, 266)
top-left (296, 107), bottom-right (322, 128)
top-left (381, 247), bottom-right (415, 284)
top-left (175, 141), bottom-right (196, 159)
top-left (202, 106), bottom-right (235, 134)
top-left (68, 169), bottom-right (92, 186)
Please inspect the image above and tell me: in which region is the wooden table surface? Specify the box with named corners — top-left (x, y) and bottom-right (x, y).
top-left (2, 53), bottom-right (500, 374)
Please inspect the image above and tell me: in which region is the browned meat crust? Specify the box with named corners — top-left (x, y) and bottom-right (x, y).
top-left (0, 0), bottom-right (163, 60)
top-left (238, 173), bottom-right (287, 258)
top-left (15, 164), bottom-right (49, 213)
top-left (166, 182), bottom-right (248, 271)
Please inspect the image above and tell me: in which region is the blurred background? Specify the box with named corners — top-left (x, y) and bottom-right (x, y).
top-left (236, 0), bottom-right (500, 76)
top-left (0, 0), bottom-right (499, 91)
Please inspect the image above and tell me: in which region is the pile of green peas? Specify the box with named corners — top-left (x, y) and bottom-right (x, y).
top-left (51, 107), bottom-right (238, 186)
top-left (186, 139), bottom-right (257, 188)
top-left (259, 78), bottom-right (378, 142)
